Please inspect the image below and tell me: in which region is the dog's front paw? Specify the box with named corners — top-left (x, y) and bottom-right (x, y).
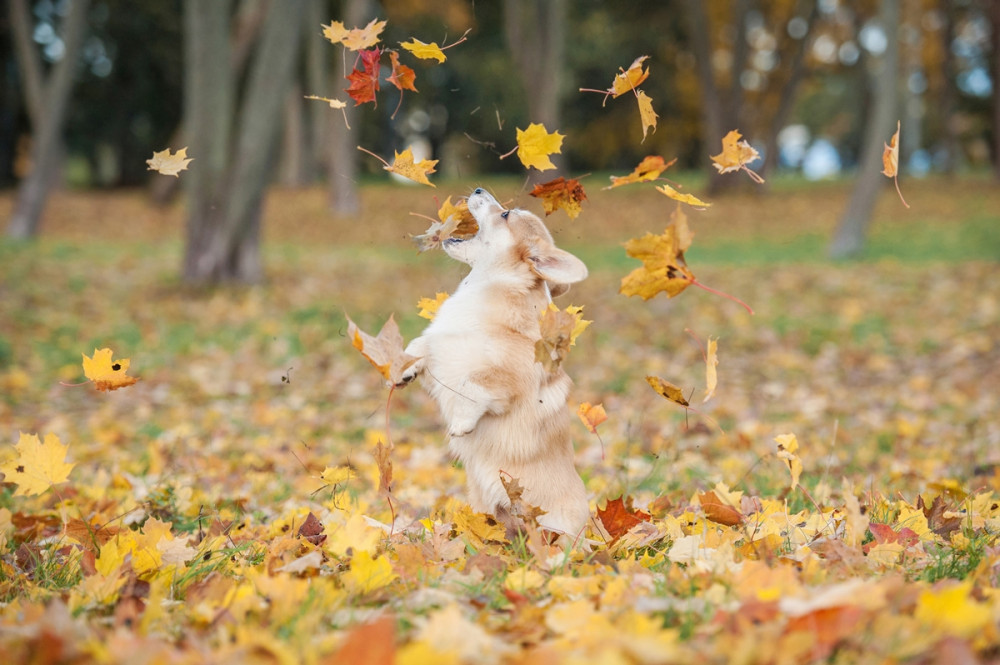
top-left (394, 358), bottom-right (425, 388)
top-left (448, 416), bottom-right (478, 438)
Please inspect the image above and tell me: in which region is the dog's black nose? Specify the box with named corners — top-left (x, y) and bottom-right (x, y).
top-left (473, 187), bottom-right (484, 195)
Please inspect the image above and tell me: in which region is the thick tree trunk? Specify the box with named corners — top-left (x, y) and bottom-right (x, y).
top-left (328, 0), bottom-right (371, 216)
top-left (990, 0), bottom-right (1000, 180)
top-left (503, 0), bottom-right (566, 175)
top-left (829, 0), bottom-right (900, 259)
top-left (6, 0), bottom-right (90, 240)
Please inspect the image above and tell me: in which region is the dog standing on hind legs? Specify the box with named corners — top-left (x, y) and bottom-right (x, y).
top-left (396, 187), bottom-right (590, 540)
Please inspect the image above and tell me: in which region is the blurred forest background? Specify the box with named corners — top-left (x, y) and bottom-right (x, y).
top-left (1, 0), bottom-right (998, 279)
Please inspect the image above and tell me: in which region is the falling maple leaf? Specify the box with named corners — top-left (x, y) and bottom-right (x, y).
top-left (534, 304), bottom-right (591, 371)
top-left (597, 496), bottom-right (652, 543)
top-left (145, 147), bottom-right (192, 177)
top-left (386, 51), bottom-right (417, 118)
top-left (645, 376), bottom-right (689, 407)
top-left (610, 55), bottom-right (650, 99)
top-left (703, 338), bottom-right (719, 403)
top-left (656, 184), bottom-right (711, 209)
top-left (775, 433), bottom-right (803, 489)
top-left (882, 120), bottom-right (910, 209)
top-left (416, 292), bottom-right (449, 320)
top-left (345, 314), bottom-right (418, 387)
top-left (711, 130), bottom-right (764, 183)
top-left (0, 432), bottom-right (75, 497)
top-left (400, 38), bottom-right (447, 63)
top-left (358, 146), bottom-right (438, 187)
top-left (529, 177), bottom-right (588, 218)
top-left (620, 206), bottom-right (696, 301)
top-left (514, 123), bottom-right (564, 171)
top-left (636, 90), bottom-right (657, 142)
top-left (82, 348), bottom-right (139, 391)
top-left (322, 18), bottom-right (386, 51)
top-left (577, 402), bottom-right (607, 433)
top-left (605, 156), bottom-right (676, 189)
top-left (345, 47), bottom-right (382, 106)
top-left (412, 197), bottom-right (478, 251)
top-left (304, 95), bottom-right (350, 129)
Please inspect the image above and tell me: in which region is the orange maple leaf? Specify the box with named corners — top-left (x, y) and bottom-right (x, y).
top-left (605, 156), bottom-right (676, 189)
top-left (529, 177), bottom-right (588, 219)
top-left (711, 129), bottom-right (764, 183)
top-left (597, 496), bottom-right (652, 542)
top-left (386, 50), bottom-right (417, 118)
top-left (345, 314), bottom-right (418, 386)
top-left (345, 47), bottom-right (381, 106)
top-left (576, 402), bottom-right (607, 434)
top-left (610, 55), bottom-right (650, 99)
top-left (699, 490), bottom-right (743, 526)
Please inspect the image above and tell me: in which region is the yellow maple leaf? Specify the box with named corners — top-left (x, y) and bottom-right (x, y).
top-left (145, 147), bottom-right (193, 177)
top-left (620, 207), bottom-right (696, 301)
top-left (703, 338), bottom-right (719, 403)
top-left (417, 292), bottom-right (449, 320)
top-left (656, 184), bottom-right (711, 209)
top-left (774, 433), bottom-right (802, 489)
top-left (82, 348), bottom-right (139, 391)
top-left (401, 37), bottom-right (447, 63)
top-left (636, 90), bottom-right (657, 142)
top-left (577, 402), bottom-right (607, 434)
top-left (387, 147), bottom-right (438, 187)
top-left (606, 156), bottom-right (676, 189)
top-left (322, 18), bottom-right (386, 51)
top-left (535, 304), bottom-right (591, 371)
top-left (343, 550), bottom-right (397, 595)
top-left (0, 432), bottom-right (75, 497)
top-left (515, 123), bottom-right (564, 171)
top-left (914, 581), bottom-right (992, 639)
top-left (646, 376), bottom-right (689, 407)
top-left (711, 130), bottom-right (764, 183)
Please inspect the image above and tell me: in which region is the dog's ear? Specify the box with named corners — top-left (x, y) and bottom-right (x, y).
top-left (527, 245), bottom-right (588, 286)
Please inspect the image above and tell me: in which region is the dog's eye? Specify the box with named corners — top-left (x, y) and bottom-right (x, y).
top-left (500, 210), bottom-right (510, 219)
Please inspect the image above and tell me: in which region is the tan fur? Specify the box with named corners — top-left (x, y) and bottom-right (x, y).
top-left (398, 188), bottom-right (590, 539)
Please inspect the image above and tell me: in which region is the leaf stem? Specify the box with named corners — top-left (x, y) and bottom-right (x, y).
top-left (357, 145), bottom-right (390, 168)
top-left (686, 277), bottom-right (755, 315)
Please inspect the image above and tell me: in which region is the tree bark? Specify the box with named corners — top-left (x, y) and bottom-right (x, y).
top-left (9, 0), bottom-right (45, 126)
top-left (7, 0), bottom-right (90, 240)
top-left (182, 0), bottom-right (306, 283)
top-left (327, 0), bottom-right (371, 216)
top-left (829, 0), bottom-right (900, 259)
top-left (990, 0), bottom-right (1000, 180)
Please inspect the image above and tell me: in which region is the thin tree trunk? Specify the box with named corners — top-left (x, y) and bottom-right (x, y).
top-left (761, 0), bottom-right (819, 178)
top-left (939, 1), bottom-right (958, 175)
top-left (9, 0), bottom-right (45, 126)
top-left (328, 0), bottom-right (370, 216)
top-left (185, 0), bottom-right (306, 283)
top-left (305, 0), bottom-right (329, 178)
top-left (7, 0), bottom-right (90, 240)
top-left (503, 0), bottom-right (566, 174)
top-left (829, 0), bottom-right (900, 259)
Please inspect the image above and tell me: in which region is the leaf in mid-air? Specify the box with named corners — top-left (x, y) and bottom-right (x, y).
top-left (0, 432), bottom-right (75, 497)
top-left (636, 90), bottom-right (658, 141)
top-left (620, 206), bottom-right (696, 300)
top-left (387, 51), bottom-right (417, 92)
top-left (323, 18), bottom-right (386, 51)
top-left (529, 177), bottom-right (587, 219)
top-left (711, 129), bottom-right (764, 183)
top-left (345, 47), bottom-right (382, 106)
top-left (400, 38), bottom-right (447, 63)
top-left (577, 402), bottom-right (607, 434)
top-left (416, 292), bottom-right (449, 320)
top-left (656, 184), bottom-right (711, 209)
top-left (534, 304), bottom-right (590, 371)
top-left (610, 55), bottom-right (650, 98)
top-left (703, 337), bottom-right (719, 403)
top-left (605, 156), bottom-right (676, 189)
top-left (345, 314), bottom-right (418, 386)
top-left (882, 120), bottom-right (909, 208)
top-left (82, 348), bottom-right (139, 391)
top-left (146, 147), bottom-right (192, 177)
top-left (386, 148), bottom-right (437, 187)
top-left (515, 123), bottom-right (564, 171)
top-left (645, 376), bottom-right (690, 407)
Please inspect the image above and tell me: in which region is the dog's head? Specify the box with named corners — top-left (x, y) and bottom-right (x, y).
top-left (446, 188), bottom-right (587, 296)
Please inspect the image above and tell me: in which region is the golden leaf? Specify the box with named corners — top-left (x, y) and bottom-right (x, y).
top-left (703, 338), bottom-right (719, 403)
top-left (620, 206), bottom-right (695, 300)
top-left (386, 147), bottom-right (438, 187)
top-left (636, 90), bottom-right (657, 142)
top-left (775, 433), bottom-right (802, 489)
top-left (656, 184), bottom-right (711, 209)
top-left (416, 292), bottom-right (449, 320)
top-left (611, 55), bottom-right (650, 98)
top-left (400, 38), bottom-right (447, 63)
top-left (146, 147), bottom-right (193, 177)
top-left (82, 348), bottom-right (139, 391)
top-left (577, 402), bottom-right (607, 434)
top-left (0, 432), bottom-right (75, 497)
top-left (711, 129), bottom-right (764, 183)
top-left (606, 156), bottom-right (676, 189)
top-left (646, 376), bottom-right (689, 406)
top-left (529, 177), bottom-right (588, 218)
top-left (515, 123), bottom-right (564, 171)
top-left (323, 18), bottom-right (386, 51)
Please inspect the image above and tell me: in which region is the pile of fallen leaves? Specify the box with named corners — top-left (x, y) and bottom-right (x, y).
top-left (1, 185), bottom-right (999, 663)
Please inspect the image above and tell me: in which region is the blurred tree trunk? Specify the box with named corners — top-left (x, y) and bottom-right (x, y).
top-left (939, 2), bottom-right (959, 175)
top-left (327, 0), bottom-right (370, 216)
top-left (305, 0), bottom-right (330, 178)
top-left (182, 0), bottom-right (306, 284)
top-left (760, 0), bottom-right (819, 179)
top-left (684, 0), bottom-right (751, 194)
top-left (829, 0), bottom-right (900, 259)
top-left (503, 0), bottom-right (566, 174)
top-left (6, 0), bottom-right (90, 240)
top-left (990, 0), bottom-right (1000, 180)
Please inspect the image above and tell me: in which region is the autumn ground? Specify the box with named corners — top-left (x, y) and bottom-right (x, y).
top-left (1, 175), bottom-right (999, 664)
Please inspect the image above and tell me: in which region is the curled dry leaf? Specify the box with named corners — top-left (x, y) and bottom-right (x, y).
top-left (345, 314), bottom-right (418, 387)
top-left (146, 147), bottom-right (192, 177)
top-left (610, 55), bottom-right (650, 99)
top-left (775, 433), bottom-right (803, 489)
top-left (304, 95), bottom-right (350, 129)
top-left (656, 184), bottom-right (711, 209)
top-left (698, 490), bottom-right (743, 527)
top-left (646, 376), bottom-right (690, 407)
top-left (636, 90), bottom-right (657, 142)
top-left (576, 402), bottom-right (607, 434)
top-left (529, 177), bottom-right (588, 219)
top-left (82, 348), bottom-right (139, 391)
top-left (412, 196), bottom-right (478, 251)
top-left (605, 156), bottom-right (676, 189)
top-left (620, 205), bottom-right (695, 300)
top-left (882, 120), bottom-right (910, 208)
top-left (703, 338), bottom-right (719, 403)
top-left (400, 38), bottom-right (447, 63)
top-left (711, 129), bottom-right (764, 183)
top-left (534, 304), bottom-right (590, 372)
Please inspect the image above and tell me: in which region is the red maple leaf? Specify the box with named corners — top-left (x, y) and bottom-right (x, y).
top-left (345, 47), bottom-right (382, 106)
top-left (597, 496), bottom-right (652, 542)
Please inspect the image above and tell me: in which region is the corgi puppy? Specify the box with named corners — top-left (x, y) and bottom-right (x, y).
top-left (398, 188), bottom-right (590, 538)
